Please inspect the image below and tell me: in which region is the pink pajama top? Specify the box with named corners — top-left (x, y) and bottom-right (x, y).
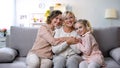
top-left (77, 31), bottom-right (104, 66)
top-left (30, 24), bottom-right (60, 59)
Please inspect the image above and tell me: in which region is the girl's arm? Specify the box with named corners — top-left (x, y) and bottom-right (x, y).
top-left (78, 34), bottom-right (92, 56)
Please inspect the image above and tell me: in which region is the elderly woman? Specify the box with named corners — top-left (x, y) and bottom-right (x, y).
top-left (52, 11), bottom-right (82, 68)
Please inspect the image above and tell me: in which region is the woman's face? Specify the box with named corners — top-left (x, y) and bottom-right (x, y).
top-left (64, 14), bottom-right (75, 28)
top-left (51, 14), bottom-right (62, 28)
top-left (74, 23), bottom-right (87, 35)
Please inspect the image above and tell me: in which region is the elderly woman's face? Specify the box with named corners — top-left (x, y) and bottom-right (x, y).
top-left (63, 14), bottom-right (75, 28)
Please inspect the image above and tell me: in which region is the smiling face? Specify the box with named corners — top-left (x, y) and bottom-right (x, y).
top-left (46, 10), bottom-right (62, 29)
top-left (74, 22), bottom-right (87, 36)
top-left (63, 12), bottom-right (76, 28)
top-left (51, 14), bottom-right (62, 28)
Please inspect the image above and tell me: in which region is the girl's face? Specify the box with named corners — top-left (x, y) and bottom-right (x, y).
top-left (64, 14), bottom-right (75, 28)
top-left (74, 22), bottom-right (87, 35)
top-left (51, 14), bottom-right (62, 28)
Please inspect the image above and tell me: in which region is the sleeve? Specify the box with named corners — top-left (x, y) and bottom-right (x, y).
top-left (70, 34), bottom-right (81, 54)
top-left (52, 28), bottom-right (69, 54)
top-left (70, 44), bottom-right (81, 54)
top-left (38, 26), bottom-right (60, 46)
top-left (52, 42), bottom-right (69, 54)
top-left (78, 34), bottom-right (92, 56)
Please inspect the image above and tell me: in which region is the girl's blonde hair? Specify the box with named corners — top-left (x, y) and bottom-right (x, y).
top-left (76, 19), bottom-right (93, 32)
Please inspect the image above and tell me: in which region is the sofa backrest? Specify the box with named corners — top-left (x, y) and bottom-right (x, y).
top-left (7, 26), bottom-right (120, 57)
top-left (8, 26), bottom-right (38, 57)
top-left (93, 27), bottom-right (120, 57)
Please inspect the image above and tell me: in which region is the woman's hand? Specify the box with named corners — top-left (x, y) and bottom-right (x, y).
top-left (77, 37), bottom-right (82, 44)
top-left (54, 37), bottom-right (68, 44)
top-left (66, 36), bottom-right (79, 45)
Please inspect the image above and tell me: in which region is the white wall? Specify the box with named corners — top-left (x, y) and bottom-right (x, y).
top-left (72, 0), bottom-right (120, 28)
top-left (16, 0), bottom-right (120, 28)
top-left (0, 0), bottom-right (15, 29)
top-left (16, 0), bottom-right (51, 27)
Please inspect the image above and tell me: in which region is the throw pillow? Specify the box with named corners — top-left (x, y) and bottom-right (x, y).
top-left (110, 47), bottom-right (120, 64)
top-left (0, 47), bottom-right (18, 63)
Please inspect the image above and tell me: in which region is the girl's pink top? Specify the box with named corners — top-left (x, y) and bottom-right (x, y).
top-left (77, 31), bottom-right (104, 66)
top-left (30, 25), bottom-right (60, 59)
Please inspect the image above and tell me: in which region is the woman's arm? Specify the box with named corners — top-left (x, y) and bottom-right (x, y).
top-left (70, 37), bottom-right (82, 54)
top-left (52, 37), bottom-right (79, 54)
top-left (70, 44), bottom-right (81, 54)
top-left (52, 28), bottom-right (79, 54)
top-left (38, 26), bottom-right (63, 46)
top-left (52, 41), bottom-right (69, 54)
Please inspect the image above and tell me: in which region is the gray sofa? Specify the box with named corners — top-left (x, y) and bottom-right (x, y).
top-left (0, 26), bottom-right (120, 68)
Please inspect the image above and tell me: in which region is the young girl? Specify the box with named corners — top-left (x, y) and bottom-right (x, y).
top-left (74, 19), bottom-right (104, 68)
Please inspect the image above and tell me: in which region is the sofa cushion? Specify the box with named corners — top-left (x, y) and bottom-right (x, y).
top-left (110, 47), bottom-right (120, 64)
top-left (9, 26), bottom-right (38, 57)
top-left (0, 57), bottom-right (26, 68)
top-left (93, 27), bottom-right (120, 57)
top-left (0, 47), bottom-right (18, 63)
top-left (105, 57), bottom-right (120, 68)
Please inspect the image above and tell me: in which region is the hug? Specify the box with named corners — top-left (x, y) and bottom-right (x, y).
top-left (26, 10), bottom-right (105, 68)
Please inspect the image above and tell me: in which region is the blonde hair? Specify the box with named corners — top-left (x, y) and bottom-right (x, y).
top-left (76, 19), bottom-right (93, 32)
top-left (62, 11), bottom-right (76, 26)
top-left (62, 11), bottom-right (75, 20)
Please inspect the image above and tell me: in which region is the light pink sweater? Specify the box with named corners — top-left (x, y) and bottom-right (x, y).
top-left (30, 25), bottom-right (59, 59)
top-left (77, 31), bottom-right (104, 66)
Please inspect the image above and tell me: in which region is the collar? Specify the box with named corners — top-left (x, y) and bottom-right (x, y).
top-left (81, 31), bottom-right (91, 37)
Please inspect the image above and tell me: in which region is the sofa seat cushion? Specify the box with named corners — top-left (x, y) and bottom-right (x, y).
top-left (110, 47), bottom-right (120, 64)
top-left (105, 57), bottom-right (120, 68)
top-left (0, 47), bottom-right (18, 63)
top-left (0, 57), bottom-right (26, 68)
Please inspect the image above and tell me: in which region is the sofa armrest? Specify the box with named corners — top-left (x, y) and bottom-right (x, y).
top-left (110, 47), bottom-right (120, 64)
top-left (6, 35), bottom-right (10, 47)
top-left (0, 47), bottom-right (18, 63)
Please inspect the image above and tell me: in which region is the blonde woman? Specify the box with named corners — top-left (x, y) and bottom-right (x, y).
top-left (52, 11), bottom-right (82, 68)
